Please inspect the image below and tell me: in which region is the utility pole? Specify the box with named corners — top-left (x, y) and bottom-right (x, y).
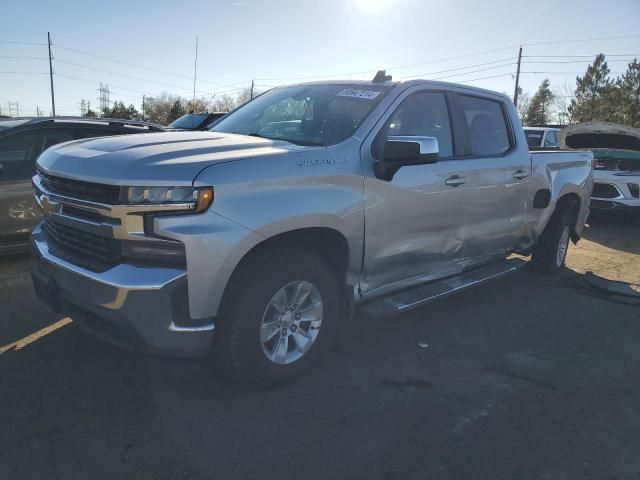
top-left (192, 37), bottom-right (198, 111)
top-left (250, 79), bottom-right (254, 100)
top-left (48, 32), bottom-right (56, 116)
top-left (142, 95), bottom-right (145, 120)
top-left (513, 46), bottom-right (523, 107)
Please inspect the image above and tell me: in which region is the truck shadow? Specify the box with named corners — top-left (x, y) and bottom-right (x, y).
top-left (582, 214), bottom-right (640, 255)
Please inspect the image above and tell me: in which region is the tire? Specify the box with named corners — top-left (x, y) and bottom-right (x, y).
top-left (216, 247), bottom-right (339, 386)
top-left (530, 206), bottom-right (572, 273)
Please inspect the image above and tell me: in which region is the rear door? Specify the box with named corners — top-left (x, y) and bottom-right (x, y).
top-left (453, 94), bottom-right (530, 263)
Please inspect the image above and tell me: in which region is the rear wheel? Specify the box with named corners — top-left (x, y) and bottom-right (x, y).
top-left (217, 248), bottom-right (339, 386)
top-left (531, 207), bottom-right (572, 273)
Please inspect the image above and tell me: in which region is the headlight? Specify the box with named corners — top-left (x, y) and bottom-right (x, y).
top-left (125, 186), bottom-right (213, 213)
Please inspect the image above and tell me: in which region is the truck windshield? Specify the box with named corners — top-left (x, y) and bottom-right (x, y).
top-left (524, 130), bottom-right (544, 148)
top-left (210, 84), bottom-right (392, 146)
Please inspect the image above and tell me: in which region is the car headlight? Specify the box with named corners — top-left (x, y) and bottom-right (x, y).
top-left (125, 186), bottom-right (213, 212)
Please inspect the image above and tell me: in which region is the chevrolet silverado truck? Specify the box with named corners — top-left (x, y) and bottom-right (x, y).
top-left (31, 75), bottom-right (594, 385)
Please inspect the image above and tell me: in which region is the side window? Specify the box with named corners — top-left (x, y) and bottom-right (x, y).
top-left (460, 95), bottom-right (511, 156)
top-left (544, 130), bottom-right (557, 147)
top-left (0, 132), bottom-right (38, 181)
top-left (379, 92), bottom-right (453, 157)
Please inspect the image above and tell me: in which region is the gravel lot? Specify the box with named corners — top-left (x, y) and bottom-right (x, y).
top-left (1, 217), bottom-right (639, 480)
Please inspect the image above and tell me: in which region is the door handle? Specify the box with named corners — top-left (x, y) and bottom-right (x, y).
top-left (513, 170), bottom-right (529, 180)
top-left (445, 175), bottom-right (466, 187)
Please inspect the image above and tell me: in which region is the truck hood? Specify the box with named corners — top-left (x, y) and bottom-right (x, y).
top-left (37, 131), bottom-right (310, 185)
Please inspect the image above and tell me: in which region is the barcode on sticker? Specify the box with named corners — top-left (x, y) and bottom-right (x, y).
top-left (337, 89), bottom-right (381, 100)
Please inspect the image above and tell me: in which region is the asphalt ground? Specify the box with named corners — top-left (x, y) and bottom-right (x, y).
top-left (1, 216), bottom-right (639, 479)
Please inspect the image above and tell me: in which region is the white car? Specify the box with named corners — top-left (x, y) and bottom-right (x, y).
top-left (559, 122), bottom-right (640, 213)
top-left (591, 149), bottom-right (640, 211)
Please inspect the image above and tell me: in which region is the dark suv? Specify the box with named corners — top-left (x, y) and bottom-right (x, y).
top-left (167, 112), bottom-right (226, 130)
top-left (0, 117), bottom-right (164, 253)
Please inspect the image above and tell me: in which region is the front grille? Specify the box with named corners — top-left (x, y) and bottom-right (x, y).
top-left (592, 183), bottom-right (621, 199)
top-left (38, 171), bottom-right (122, 204)
top-left (628, 183), bottom-right (639, 199)
top-left (43, 217), bottom-right (121, 271)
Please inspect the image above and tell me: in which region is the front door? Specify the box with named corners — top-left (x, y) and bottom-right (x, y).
top-left (360, 88), bottom-right (473, 296)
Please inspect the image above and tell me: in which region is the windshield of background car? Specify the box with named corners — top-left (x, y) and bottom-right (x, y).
top-left (210, 84), bottom-right (392, 146)
top-left (168, 114), bottom-right (209, 129)
top-left (524, 129), bottom-right (544, 148)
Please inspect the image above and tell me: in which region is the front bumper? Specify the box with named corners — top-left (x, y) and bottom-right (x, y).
top-left (590, 198), bottom-right (640, 210)
top-left (31, 226), bottom-right (214, 357)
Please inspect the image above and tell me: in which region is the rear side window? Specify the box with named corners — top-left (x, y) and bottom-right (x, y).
top-left (460, 95), bottom-right (511, 156)
top-left (544, 130), bottom-right (558, 147)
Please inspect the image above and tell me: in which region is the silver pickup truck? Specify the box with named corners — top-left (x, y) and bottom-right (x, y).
top-left (31, 76), bottom-right (593, 385)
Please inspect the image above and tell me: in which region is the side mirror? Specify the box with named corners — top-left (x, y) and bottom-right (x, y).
top-left (383, 136), bottom-right (439, 165)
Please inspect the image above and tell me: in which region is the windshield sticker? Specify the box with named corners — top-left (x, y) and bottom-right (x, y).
top-left (337, 89), bottom-right (381, 100)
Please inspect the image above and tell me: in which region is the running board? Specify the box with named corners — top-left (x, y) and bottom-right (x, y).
top-left (360, 258), bottom-right (526, 319)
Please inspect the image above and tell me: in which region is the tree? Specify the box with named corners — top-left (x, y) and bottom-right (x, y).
top-left (211, 94), bottom-right (236, 112)
top-left (619, 59), bottom-right (640, 127)
top-left (142, 92), bottom-right (186, 125)
top-left (235, 86), bottom-right (262, 106)
top-left (102, 101), bottom-right (140, 120)
top-left (515, 86), bottom-right (531, 122)
top-left (552, 83), bottom-right (575, 125)
top-left (524, 79), bottom-right (555, 125)
top-left (168, 99), bottom-right (186, 123)
top-left (569, 54), bottom-right (611, 122)
top-left (184, 97), bottom-right (210, 114)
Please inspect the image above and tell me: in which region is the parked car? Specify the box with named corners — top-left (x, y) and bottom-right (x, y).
top-left (560, 121), bottom-right (640, 213)
top-left (524, 126), bottom-right (561, 149)
top-left (31, 76), bottom-right (593, 385)
top-left (167, 112), bottom-right (227, 131)
top-left (0, 117), bottom-right (164, 253)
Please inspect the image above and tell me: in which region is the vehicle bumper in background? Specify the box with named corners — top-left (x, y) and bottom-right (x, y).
top-left (30, 225), bottom-right (214, 357)
top-left (590, 198), bottom-right (640, 211)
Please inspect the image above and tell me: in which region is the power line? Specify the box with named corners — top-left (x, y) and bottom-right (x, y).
top-left (54, 58), bottom-right (212, 93)
top-left (0, 55), bottom-right (48, 60)
top-left (54, 44), bottom-right (227, 87)
top-left (523, 59), bottom-right (637, 64)
top-left (0, 71), bottom-right (48, 74)
top-left (524, 53), bottom-right (640, 58)
top-left (521, 33), bottom-right (640, 47)
top-left (0, 41), bottom-right (47, 46)
top-left (430, 63), bottom-right (516, 81)
top-left (521, 71), bottom-right (624, 75)
top-left (400, 57), bottom-right (516, 80)
top-left (457, 73), bottom-right (516, 84)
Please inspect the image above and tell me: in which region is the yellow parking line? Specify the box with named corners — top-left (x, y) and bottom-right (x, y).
top-left (0, 317), bottom-right (73, 355)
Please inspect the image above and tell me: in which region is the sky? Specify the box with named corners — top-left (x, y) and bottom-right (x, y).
top-left (1, 0), bottom-right (639, 117)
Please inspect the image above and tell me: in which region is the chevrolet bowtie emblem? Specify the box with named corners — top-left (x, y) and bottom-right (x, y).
top-left (39, 194), bottom-right (60, 216)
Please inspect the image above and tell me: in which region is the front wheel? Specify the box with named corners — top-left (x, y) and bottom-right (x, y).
top-left (217, 248), bottom-right (339, 386)
top-left (530, 207), bottom-right (572, 273)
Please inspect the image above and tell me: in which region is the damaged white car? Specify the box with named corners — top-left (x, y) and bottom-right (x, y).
top-left (561, 122), bottom-right (640, 212)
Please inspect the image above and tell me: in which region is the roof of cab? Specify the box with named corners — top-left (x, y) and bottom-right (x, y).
top-left (282, 78), bottom-right (513, 103)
